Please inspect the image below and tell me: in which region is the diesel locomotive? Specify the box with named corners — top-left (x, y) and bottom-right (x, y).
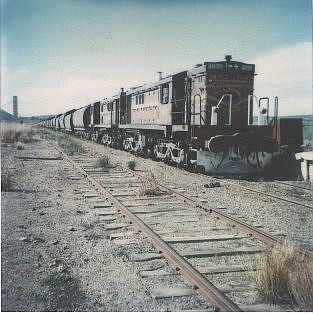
top-left (41, 55), bottom-right (303, 174)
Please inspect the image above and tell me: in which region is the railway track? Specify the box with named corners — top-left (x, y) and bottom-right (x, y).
top-left (134, 157), bottom-right (313, 210)
top-left (42, 127), bottom-right (313, 211)
top-left (117, 150), bottom-right (313, 210)
top-left (274, 180), bottom-right (312, 192)
top-left (48, 138), bottom-right (312, 311)
top-left (212, 179), bottom-right (313, 210)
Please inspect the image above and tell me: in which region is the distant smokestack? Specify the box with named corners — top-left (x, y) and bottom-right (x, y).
top-left (13, 96), bottom-right (18, 118)
top-left (157, 71), bottom-right (163, 80)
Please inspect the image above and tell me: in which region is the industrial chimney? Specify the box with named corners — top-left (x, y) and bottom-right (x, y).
top-left (13, 96), bottom-right (18, 118)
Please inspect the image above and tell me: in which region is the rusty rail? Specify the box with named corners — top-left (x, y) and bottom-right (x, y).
top-left (223, 182), bottom-right (313, 210)
top-left (125, 170), bottom-right (313, 261)
top-left (274, 180), bottom-right (313, 192)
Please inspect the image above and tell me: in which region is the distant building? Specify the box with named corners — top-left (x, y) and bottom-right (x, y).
top-left (0, 109), bottom-right (20, 123)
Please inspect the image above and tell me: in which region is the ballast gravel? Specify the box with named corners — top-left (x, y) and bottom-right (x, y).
top-left (1, 138), bottom-right (210, 311)
top-left (2, 130), bottom-right (312, 311)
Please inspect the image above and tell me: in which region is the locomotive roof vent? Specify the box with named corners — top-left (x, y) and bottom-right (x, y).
top-left (225, 55), bottom-right (232, 62)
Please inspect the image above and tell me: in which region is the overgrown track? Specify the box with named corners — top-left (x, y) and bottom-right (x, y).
top-left (48, 139), bottom-right (312, 311)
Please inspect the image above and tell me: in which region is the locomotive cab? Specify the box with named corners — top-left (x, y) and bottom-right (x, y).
top-left (187, 56), bottom-right (280, 174)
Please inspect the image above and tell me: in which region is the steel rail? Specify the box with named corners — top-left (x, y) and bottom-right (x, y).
top-left (274, 180), bottom-right (313, 192)
top-left (46, 132), bottom-right (312, 260)
top-left (223, 182), bottom-right (313, 210)
top-left (70, 134), bottom-right (313, 260)
top-left (192, 172), bottom-right (313, 210)
top-left (50, 142), bottom-right (242, 312)
top-left (126, 170), bottom-right (313, 261)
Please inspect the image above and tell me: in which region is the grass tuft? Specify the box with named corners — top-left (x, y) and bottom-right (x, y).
top-left (137, 172), bottom-right (162, 196)
top-left (37, 129), bottom-right (84, 155)
top-left (94, 156), bottom-right (110, 170)
top-left (127, 160), bottom-right (136, 171)
top-left (254, 242), bottom-right (295, 304)
top-left (289, 261), bottom-right (313, 311)
top-left (38, 129), bottom-right (58, 141)
top-left (57, 135), bottom-right (85, 155)
top-left (254, 242), bottom-right (313, 310)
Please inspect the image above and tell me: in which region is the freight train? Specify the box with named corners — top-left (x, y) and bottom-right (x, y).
top-left (40, 55), bottom-right (303, 174)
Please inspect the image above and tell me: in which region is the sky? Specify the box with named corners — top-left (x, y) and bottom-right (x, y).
top-left (1, 0), bottom-right (312, 117)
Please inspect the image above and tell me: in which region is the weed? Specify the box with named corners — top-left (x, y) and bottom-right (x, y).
top-left (38, 129), bottom-right (58, 141)
top-left (254, 242), bottom-right (296, 304)
top-left (94, 156), bottom-right (110, 170)
top-left (127, 160), bottom-right (136, 171)
top-left (137, 172), bottom-right (162, 196)
top-left (289, 261), bottom-right (313, 311)
top-left (57, 135), bottom-right (85, 155)
top-left (37, 129), bottom-right (84, 155)
top-left (254, 242), bottom-right (313, 310)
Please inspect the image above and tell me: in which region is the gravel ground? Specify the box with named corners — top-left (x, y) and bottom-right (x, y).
top-left (1, 137), bottom-right (210, 311)
top-left (2, 129), bottom-right (312, 311)
top-left (77, 133), bottom-right (313, 252)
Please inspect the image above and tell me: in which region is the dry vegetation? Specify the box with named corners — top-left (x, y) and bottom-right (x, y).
top-left (137, 172), bottom-right (163, 196)
top-left (38, 129), bottom-right (85, 155)
top-left (289, 261), bottom-right (313, 311)
top-left (1, 159), bottom-right (13, 191)
top-left (94, 156), bottom-right (111, 170)
top-left (254, 242), bottom-right (313, 310)
top-left (57, 135), bottom-right (85, 156)
top-left (0, 123), bottom-right (33, 144)
top-left (127, 160), bottom-right (136, 171)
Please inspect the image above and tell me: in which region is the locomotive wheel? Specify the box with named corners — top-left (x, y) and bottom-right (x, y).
top-left (152, 147), bottom-right (158, 161)
top-left (196, 165), bottom-right (205, 174)
top-left (164, 155), bottom-right (171, 165)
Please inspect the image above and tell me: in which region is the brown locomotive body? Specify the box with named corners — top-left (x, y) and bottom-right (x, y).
top-left (41, 56), bottom-right (303, 175)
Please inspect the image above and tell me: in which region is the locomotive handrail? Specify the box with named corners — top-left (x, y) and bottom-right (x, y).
top-left (273, 96), bottom-right (279, 139)
top-left (247, 95), bottom-right (258, 125)
top-left (258, 97), bottom-right (269, 125)
top-left (216, 93), bottom-right (232, 126)
top-left (274, 96), bottom-right (279, 119)
top-left (192, 94), bottom-right (206, 125)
